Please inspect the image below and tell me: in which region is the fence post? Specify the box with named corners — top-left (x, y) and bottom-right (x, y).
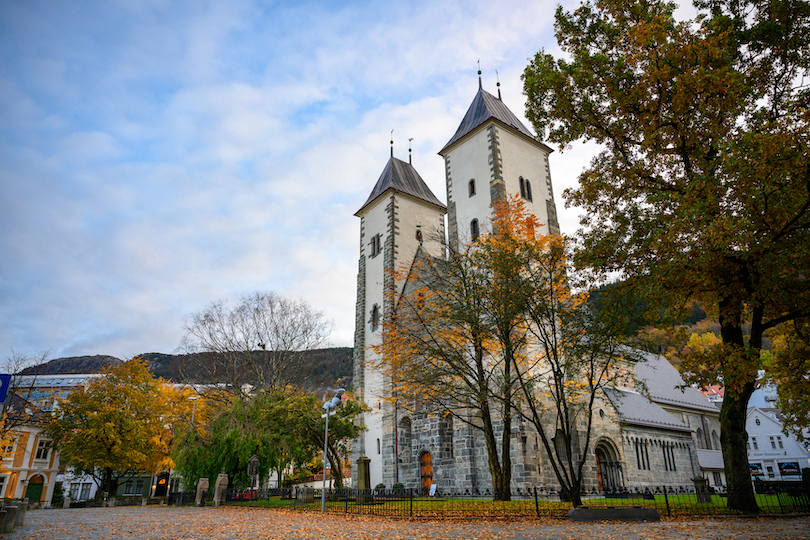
top-left (534, 487), bottom-right (540, 518)
top-left (663, 485), bottom-right (670, 517)
top-left (410, 488), bottom-right (413, 518)
top-left (345, 488), bottom-right (348, 514)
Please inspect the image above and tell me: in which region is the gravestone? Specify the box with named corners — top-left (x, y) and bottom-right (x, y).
top-left (213, 474), bottom-right (228, 507)
top-left (14, 499), bottom-right (27, 527)
top-left (195, 478), bottom-right (209, 507)
top-left (356, 456), bottom-right (371, 503)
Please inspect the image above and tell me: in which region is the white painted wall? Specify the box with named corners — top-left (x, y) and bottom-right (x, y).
top-left (746, 407), bottom-right (810, 480)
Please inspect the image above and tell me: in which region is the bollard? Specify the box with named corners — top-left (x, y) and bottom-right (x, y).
top-left (3, 506), bottom-right (18, 533)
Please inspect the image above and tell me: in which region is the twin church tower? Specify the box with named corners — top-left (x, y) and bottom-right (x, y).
top-left (351, 78), bottom-right (561, 490)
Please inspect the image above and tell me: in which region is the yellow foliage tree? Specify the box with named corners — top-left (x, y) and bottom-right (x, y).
top-left (47, 358), bottom-right (192, 496)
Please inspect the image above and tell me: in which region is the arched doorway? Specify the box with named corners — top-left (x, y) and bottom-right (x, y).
top-left (420, 451), bottom-right (433, 496)
top-left (26, 474), bottom-right (45, 502)
top-left (594, 441), bottom-right (623, 493)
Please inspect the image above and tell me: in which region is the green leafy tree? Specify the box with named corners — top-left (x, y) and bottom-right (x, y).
top-left (764, 320), bottom-right (810, 439)
top-left (524, 0), bottom-right (810, 511)
top-left (47, 359), bottom-right (183, 496)
top-left (173, 389), bottom-right (365, 490)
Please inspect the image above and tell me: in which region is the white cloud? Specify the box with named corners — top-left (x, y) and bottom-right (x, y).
top-left (1, 0), bottom-right (664, 360)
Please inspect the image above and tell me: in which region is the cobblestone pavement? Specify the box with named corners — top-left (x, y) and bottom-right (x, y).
top-left (8, 507), bottom-right (810, 540)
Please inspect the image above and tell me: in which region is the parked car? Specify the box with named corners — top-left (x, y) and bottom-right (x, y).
top-left (235, 487), bottom-right (259, 500)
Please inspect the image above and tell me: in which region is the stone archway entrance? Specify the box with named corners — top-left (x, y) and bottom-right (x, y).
top-left (26, 474), bottom-right (45, 502)
top-left (420, 451), bottom-right (433, 496)
top-left (595, 441), bottom-right (623, 493)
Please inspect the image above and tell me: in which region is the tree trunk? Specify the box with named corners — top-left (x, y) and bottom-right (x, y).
top-left (718, 296), bottom-right (759, 513)
top-left (720, 380), bottom-right (758, 512)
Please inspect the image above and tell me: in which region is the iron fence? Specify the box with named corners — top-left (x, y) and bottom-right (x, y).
top-left (217, 481), bottom-right (809, 519)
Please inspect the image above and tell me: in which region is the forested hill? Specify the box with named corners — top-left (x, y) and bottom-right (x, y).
top-left (20, 347), bottom-right (354, 392)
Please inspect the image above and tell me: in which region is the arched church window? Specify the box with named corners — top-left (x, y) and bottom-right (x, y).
top-left (696, 428), bottom-right (705, 449)
top-left (370, 234), bottom-right (382, 257)
top-left (519, 177), bottom-right (526, 199)
top-left (711, 430), bottom-right (720, 450)
top-left (470, 219), bottom-right (479, 241)
top-left (468, 179), bottom-right (476, 197)
top-left (371, 304), bottom-right (380, 331)
top-left (525, 179), bottom-right (533, 201)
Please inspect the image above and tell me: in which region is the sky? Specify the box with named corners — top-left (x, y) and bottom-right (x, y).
top-left (1, 0), bottom-right (695, 363)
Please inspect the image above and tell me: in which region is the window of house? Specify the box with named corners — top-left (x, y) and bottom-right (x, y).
top-left (80, 483), bottom-right (92, 500)
top-left (752, 437), bottom-right (759, 450)
top-left (2, 437), bottom-right (16, 458)
top-left (713, 472), bottom-right (722, 486)
top-left (766, 465), bottom-right (775, 478)
top-left (0, 476), bottom-right (6, 498)
top-left (470, 219), bottom-right (479, 241)
top-left (770, 436), bottom-right (776, 449)
top-left (70, 483), bottom-right (81, 500)
top-left (635, 440), bottom-right (650, 470)
top-left (468, 179), bottom-right (476, 197)
top-left (34, 440), bottom-right (50, 461)
top-left (777, 436), bottom-right (784, 449)
top-left (371, 304), bottom-right (380, 331)
top-left (124, 480), bottom-right (135, 495)
top-left (370, 234), bottom-right (382, 257)
top-left (135, 479), bottom-right (145, 495)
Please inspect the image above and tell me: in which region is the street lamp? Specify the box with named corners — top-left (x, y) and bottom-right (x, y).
top-left (321, 388), bottom-right (345, 513)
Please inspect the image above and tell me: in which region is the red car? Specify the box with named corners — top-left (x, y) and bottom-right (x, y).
top-left (235, 487), bottom-right (259, 500)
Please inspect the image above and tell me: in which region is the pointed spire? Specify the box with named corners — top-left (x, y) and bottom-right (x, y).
top-left (390, 129), bottom-right (394, 157)
top-left (477, 60), bottom-right (482, 89)
top-left (496, 70), bottom-right (502, 100)
top-left (408, 138), bottom-right (414, 165)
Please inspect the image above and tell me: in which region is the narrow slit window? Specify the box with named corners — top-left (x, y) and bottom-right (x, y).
top-left (468, 179), bottom-right (476, 197)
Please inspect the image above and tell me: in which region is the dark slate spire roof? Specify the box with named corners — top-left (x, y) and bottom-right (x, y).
top-left (440, 87), bottom-right (536, 154)
top-left (355, 157), bottom-right (446, 216)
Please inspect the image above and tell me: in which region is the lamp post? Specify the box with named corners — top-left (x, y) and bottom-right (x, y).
top-left (321, 388), bottom-right (345, 513)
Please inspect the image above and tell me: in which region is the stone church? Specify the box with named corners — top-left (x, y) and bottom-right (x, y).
top-left (351, 78), bottom-right (724, 496)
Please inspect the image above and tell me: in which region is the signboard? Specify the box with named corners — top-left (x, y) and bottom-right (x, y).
top-left (0, 374), bottom-right (11, 404)
top-left (749, 463), bottom-right (764, 476)
top-left (778, 461), bottom-right (801, 476)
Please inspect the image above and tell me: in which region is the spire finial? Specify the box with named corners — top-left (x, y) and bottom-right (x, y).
top-left (390, 129), bottom-right (394, 157)
top-left (477, 60), bottom-right (482, 89)
top-left (408, 138), bottom-right (414, 165)
top-left (496, 69), bottom-right (501, 100)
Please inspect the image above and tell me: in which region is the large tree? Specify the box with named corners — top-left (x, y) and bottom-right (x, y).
top-left (181, 291), bottom-right (333, 400)
top-left (173, 389), bottom-right (365, 490)
top-left (380, 220), bottom-right (520, 500)
top-left (524, 0), bottom-right (810, 512)
top-left (47, 359), bottom-right (190, 496)
top-left (487, 201), bottom-right (635, 507)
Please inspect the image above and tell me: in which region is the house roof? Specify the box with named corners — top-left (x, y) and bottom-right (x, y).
top-left (635, 351), bottom-right (718, 413)
top-left (355, 156), bottom-right (446, 216)
top-left (439, 86), bottom-right (540, 154)
top-left (607, 388), bottom-right (693, 432)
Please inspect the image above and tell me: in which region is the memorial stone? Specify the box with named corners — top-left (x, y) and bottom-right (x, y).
top-left (195, 478), bottom-right (210, 507)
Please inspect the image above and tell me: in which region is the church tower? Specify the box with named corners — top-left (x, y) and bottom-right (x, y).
top-left (352, 153), bottom-right (446, 488)
top-left (439, 78), bottom-right (560, 249)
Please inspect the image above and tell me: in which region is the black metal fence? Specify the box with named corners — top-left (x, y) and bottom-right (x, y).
top-left (63, 481), bottom-right (809, 518)
top-left (215, 481), bottom-right (810, 518)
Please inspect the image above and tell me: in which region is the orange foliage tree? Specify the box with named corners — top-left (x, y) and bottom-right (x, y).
top-left (379, 197), bottom-right (634, 503)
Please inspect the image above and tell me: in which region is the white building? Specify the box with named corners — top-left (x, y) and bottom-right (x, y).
top-left (746, 407), bottom-right (810, 481)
